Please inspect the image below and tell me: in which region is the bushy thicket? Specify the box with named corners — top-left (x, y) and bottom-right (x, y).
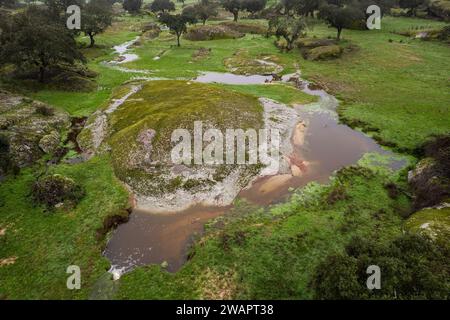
top-left (310, 234), bottom-right (450, 299)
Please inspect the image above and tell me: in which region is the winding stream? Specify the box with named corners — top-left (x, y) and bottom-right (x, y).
top-left (101, 39), bottom-right (405, 279)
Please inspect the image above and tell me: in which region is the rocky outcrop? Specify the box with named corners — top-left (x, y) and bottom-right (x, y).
top-left (408, 135), bottom-right (450, 210)
top-left (0, 90), bottom-right (70, 172)
top-left (39, 131), bottom-right (60, 154)
top-left (297, 38), bottom-right (343, 61)
top-left (224, 49), bottom-right (283, 75)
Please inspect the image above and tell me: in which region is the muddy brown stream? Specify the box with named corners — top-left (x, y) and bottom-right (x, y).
top-left (104, 71), bottom-right (405, 278)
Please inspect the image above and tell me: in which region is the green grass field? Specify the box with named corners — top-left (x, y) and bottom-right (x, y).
top-left (0, 10), bottom-right (449, 299)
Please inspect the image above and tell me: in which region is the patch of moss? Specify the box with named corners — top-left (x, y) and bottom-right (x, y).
top-left (405, 206), bottom-right (450, 242)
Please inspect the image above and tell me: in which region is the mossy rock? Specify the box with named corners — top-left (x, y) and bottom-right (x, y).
top-left (38, 130), bottom-right (60, 154)
top-left (224, 49), bottom-right (283, 75)
top-left (219, 21), bottom-right (267, 35)
top-left (0, 91), bottom-right (70, 169)
top-left (296, 38), bottom-right (337, 48)
top-left (408, 157), bottom-right (450, 209)
top-left (104, 80), bottom-right (263, 198)
top-left (184, 25), bottom-right (244, 41)
top-left (405, 205), bottom-right (450, 242)
top-left (428, 0), bottom-right (450, 21)
top-left (51, 72), bottom-right (97, 92)
top-left (303, 45), bottom-right (343, 61)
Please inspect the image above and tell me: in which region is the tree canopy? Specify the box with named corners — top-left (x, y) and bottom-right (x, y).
top-left (0, 5), bottom-right (84, 82)
top-left (269, 15), bottom-right (307, 50)
top-left (318, 3), bottom-right (365, 40)
top-left (123, 0), bottom-right (143, 13)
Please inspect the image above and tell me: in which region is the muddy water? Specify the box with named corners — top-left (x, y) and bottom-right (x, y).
top-left (240, 110), bottom-right (398, 205)
top-left (104, 71), bottom-right (405, 276)
top-left (104, 205), bottom-right (229, 275)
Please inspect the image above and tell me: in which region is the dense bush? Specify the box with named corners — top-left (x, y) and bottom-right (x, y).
top-left (310, 234), bottom-right (450, 299)
top-left (34, 104), bottom-right (55, 117)
top-left (32, 174), bottom-right (85, 209)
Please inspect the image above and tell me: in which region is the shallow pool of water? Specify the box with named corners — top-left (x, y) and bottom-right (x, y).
top-left (104, 205), bottom-right (229, 274)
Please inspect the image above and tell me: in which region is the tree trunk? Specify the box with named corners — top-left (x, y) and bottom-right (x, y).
top-left (88, 33), bottom-right (95, 48)
top-left (285, 37), bottom-right (294, 51)
top-left (233, 11), bottom-right (238, 22)
top-left (337, 27), bottom-right (342, 41)
top-left (176, 33), bottom-right (181, 47)
top-left (202, 19), bottom-right (206, 25)
top-left (39, 66), bottom-right (45, 83)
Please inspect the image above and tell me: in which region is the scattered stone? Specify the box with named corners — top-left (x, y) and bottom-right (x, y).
top-left (39, 130), bottom-right (60, 154)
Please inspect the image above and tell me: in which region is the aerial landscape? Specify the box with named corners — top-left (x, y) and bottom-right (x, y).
top-left (0, 0), bottom-right (449, 301)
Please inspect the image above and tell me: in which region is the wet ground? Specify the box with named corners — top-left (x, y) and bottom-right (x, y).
top-left (103, 70), bottom-right (407, 277)
top-left (104, 205), bottom-right (229, 274)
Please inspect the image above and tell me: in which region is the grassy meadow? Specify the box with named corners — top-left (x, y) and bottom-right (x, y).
top-left (0, 4), bottom-right (449, 299)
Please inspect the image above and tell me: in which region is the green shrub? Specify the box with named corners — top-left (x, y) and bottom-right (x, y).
top-left (32, 174), bottom-right (85, 209)
top-left (310, 234), bottom-right (450, 299)
top-left (34, 104), bottom-right (55, 117)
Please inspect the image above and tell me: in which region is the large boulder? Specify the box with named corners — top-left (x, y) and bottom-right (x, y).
top-left (79, 80), bottom-right (265, 211)
top-left (0, 91), bottom-right (70, 171)
top-left (408, 135), bottom-right (450, 210)
top-left (32, 174), bottom-right (85, 209)
top-left (297, 38), bottom-right (337, 48)
top-left (39, 130), bottom-right (61, 154)
top-left (303, 45), bottom-right (343, 61)
top-left (142, 22), bottom-right (161, 39)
